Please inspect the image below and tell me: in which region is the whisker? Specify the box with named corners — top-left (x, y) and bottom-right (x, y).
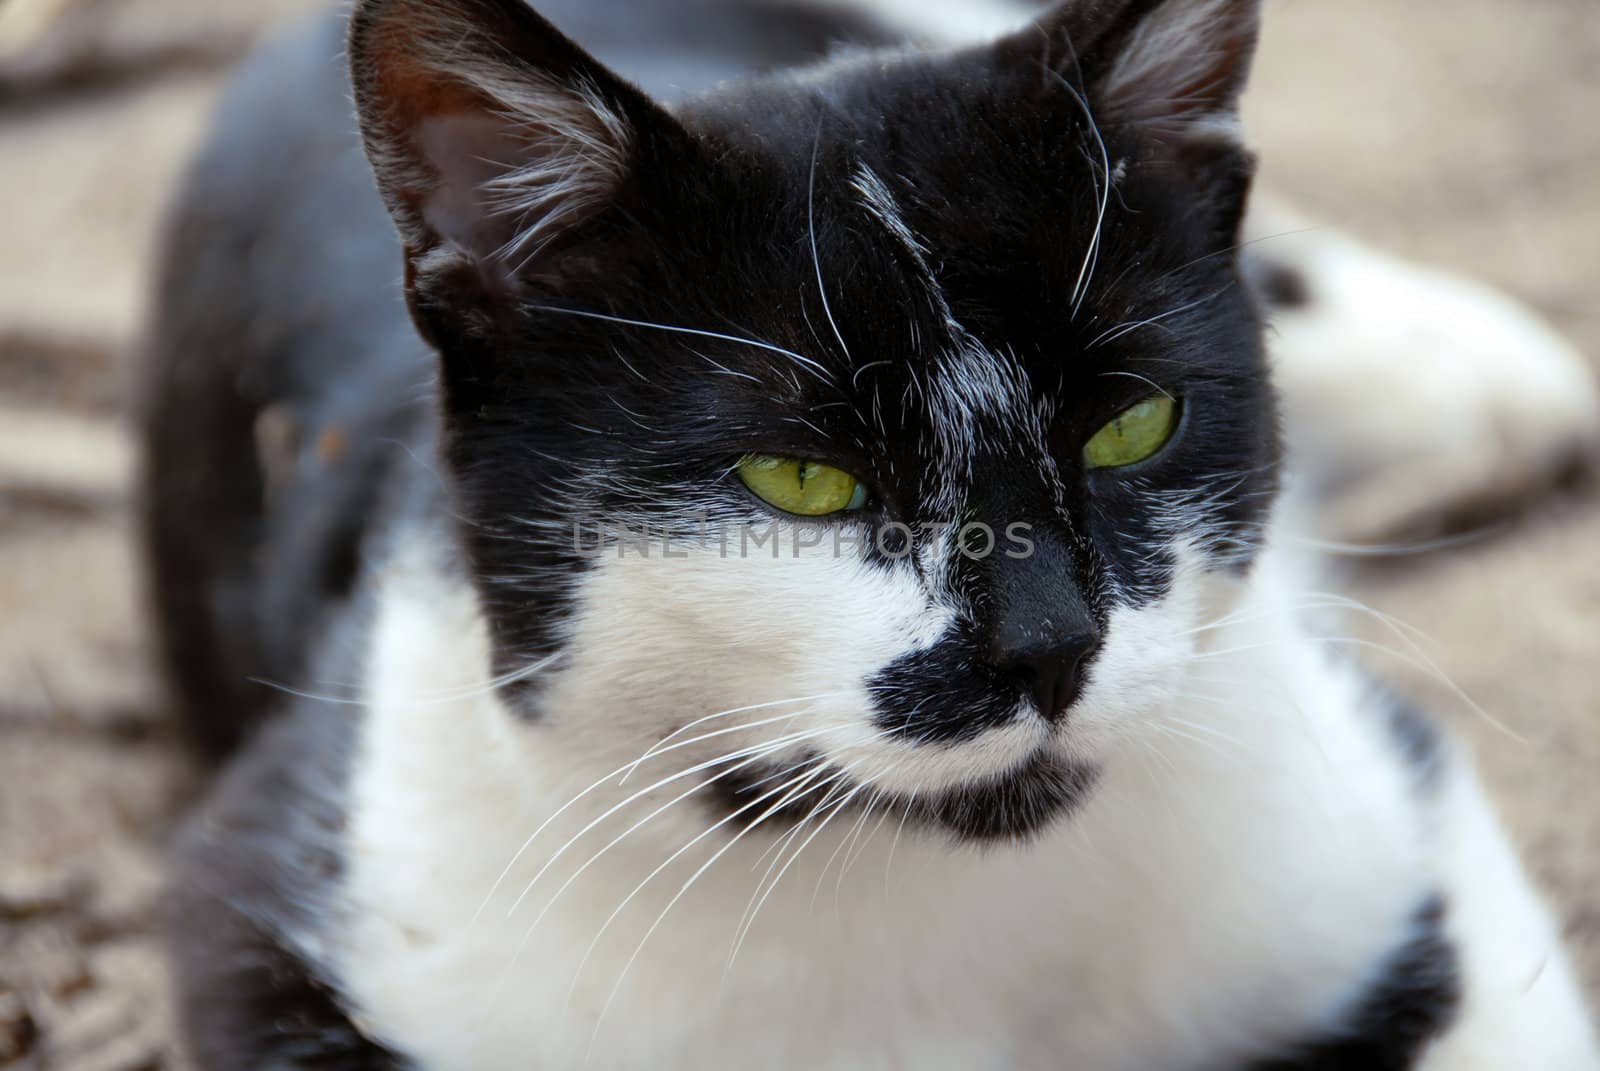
top-left (731, 780), bottom-right (868, 969)
top-left (512, 728), bottom-right (840, 956)
top-left (524, 303), bottom-right (832, 384)
top-left (1289, 527), bottom-right (1511, 558)
top-left (620, 691), bottom-right (848, 783)
top-left (1045, 68), bottom-right (1110, 319)
top-left (808, 119), bottom-right (854, 366)
top-left (1087, 289), bottom-right (1224, 350)
top-left (500, 740), bottom-right (806, 991)
top-left (504, 723), bottom-right (837, 918)
top-left (884, 794), bottom-right (917, 898)
top-left (836, 792), bottom-right (893, 910)
top-left (249, 648), bottom-right (561, 708)
top-left (812, 790), bottom-right (878, 912)
top-left (583, 760), bottom-right (845, 1054)
top-left (476, 709), bottom-right (829, 923)
top-left (559, 756), bottom-right (830, 1018)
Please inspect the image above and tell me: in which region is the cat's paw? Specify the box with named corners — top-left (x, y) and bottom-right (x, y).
top-left (1247, 204), bottom-right (1600, 545)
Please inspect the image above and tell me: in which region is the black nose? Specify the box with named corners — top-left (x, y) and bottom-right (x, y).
top-left (990, 627), bottom-right (1102, 721)
top-left (981, 527), bottom-right (1101, 721)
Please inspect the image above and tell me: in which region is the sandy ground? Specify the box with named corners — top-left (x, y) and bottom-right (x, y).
top-left (0, 1), bottom-right (1595, 1067)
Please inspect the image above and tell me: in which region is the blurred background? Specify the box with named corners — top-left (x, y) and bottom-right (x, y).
top-left (0, 0), bottom-right (1595, 1066)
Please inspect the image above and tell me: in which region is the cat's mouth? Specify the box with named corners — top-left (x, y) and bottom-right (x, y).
top-left (707, 746), bottom-right (1100, 843)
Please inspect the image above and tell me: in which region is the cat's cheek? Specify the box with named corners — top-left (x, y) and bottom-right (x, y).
top-left (537, 534), bottom-right (954, 767)
top-left (1063, 541), bottom-right (1231, 757)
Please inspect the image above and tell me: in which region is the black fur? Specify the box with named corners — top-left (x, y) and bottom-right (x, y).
top-left (709, 744), bottom-right (1099, 841)
top-left (144, 0), bottom-right (1329, 1063)
top-left (338, 0), bottom-right (1279, 823)
top-left (1252, 258), bottom-right (1313, 311)
top-left (146, 0), bottom-right (1278, 784)
top-left (1240, 898), bottom-right (1461, 1070)
top-left (137, 9), bottom-right (433, 759)
top-left (167, 604), bottom-right (411, 1069)
top-left (139, 0), bottom-right (895, 757)
top-left (1381, 688), bottom-right (1448, 794)
top-left (868, 527), bottom-right (1103, 748)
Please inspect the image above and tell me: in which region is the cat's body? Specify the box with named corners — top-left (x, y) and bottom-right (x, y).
top-left (143, 1), bottom-right (1599, 1068)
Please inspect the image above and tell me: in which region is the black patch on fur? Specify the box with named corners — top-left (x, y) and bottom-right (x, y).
top-left (1381, 690), bottom-right (1448, 794)
top-left (866, 630), bottom-right (1034, 744)
top-left (905, 751), bottom-right (1100, 841)
top-left (868, 525), bottom-right (1105, 744)
top-left (168, 604), bottom-right (411, 1069)
top-left (1240, 897), bottom-right (1461, 1070)
top-left (710, 747), bottom-right (1098, 842)
top-left (1254, 258), bottom-right (1312, 310)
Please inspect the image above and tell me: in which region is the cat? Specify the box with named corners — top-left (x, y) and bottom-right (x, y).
top-left (140, 0), bottom-right (1600, 1067)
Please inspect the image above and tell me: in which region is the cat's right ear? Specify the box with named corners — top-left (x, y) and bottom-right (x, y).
top-left (348, 0), bottom-right (685, 349)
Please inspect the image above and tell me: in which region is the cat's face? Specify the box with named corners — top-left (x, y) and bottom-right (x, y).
top-left (350, 0), bottom-right (1276, 840)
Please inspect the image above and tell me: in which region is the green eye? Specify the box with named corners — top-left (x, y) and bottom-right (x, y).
top-left (737, 455), bottom-right (868, 516)
top-left (1084, 395), bottom-right (1178, 469)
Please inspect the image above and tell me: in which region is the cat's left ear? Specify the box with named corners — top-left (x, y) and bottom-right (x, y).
top-left (1003, 0), bottom-right (1260, 140)
top-left (348, 0), bottom-right (689, 346)
top-left (999, 0), bottom-right (1260, 232)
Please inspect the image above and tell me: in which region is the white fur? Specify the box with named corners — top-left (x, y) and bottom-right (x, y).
top-left (1251, 202), bottom-right (1600, 540)
top-left (315, 4), bottom-right (1600, 1067)
top-left (320, 516), bottom-right (1597, 1068)
top-left (1420, 756), bottom-right (1600, 1070)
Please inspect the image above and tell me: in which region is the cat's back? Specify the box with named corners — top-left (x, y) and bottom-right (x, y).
top-left (139, 8), bottom-right (430, 757)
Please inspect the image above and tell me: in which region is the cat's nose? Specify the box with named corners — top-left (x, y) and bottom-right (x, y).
top-left (983, 527), bottom-right (1101, 720)
top-left (991, 626), bottom-right (1102, 721)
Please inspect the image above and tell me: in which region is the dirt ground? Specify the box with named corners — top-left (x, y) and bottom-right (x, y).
top-left (0, 1), bottom-right (1596, 1067)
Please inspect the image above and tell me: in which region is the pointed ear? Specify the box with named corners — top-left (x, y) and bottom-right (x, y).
top-left (348, 0), bottom-right (681, 341)
top-left (1005, 0), bottom-right (1260, 143)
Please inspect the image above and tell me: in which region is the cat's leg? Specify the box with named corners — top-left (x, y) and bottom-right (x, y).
top-left (1416, 743), bottom-right (1600, 1070)
top-left (1245, 200), bottom-right (1600, 544)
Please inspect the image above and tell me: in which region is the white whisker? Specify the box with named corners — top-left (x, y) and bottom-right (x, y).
top-left (524, 303), bottom-right (832, 384)
top-left (808, 120), bottom-right (854, 365)
top-left (584, 760), bottom-right (844, 1054)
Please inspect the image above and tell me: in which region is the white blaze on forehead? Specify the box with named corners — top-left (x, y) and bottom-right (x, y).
top-left (850, 163), bottom-right (1056, 519)
top-left (925, 341), bottom-right (1039, 505)
top-left (850, 165), bottom-right (939, 295)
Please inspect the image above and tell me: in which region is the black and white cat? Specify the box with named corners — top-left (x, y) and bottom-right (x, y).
top-left (141, 0), bottom-right (1600, 1067)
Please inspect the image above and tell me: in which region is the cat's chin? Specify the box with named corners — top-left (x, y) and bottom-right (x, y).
top-left (708, 747), bottom-right (1100, 844)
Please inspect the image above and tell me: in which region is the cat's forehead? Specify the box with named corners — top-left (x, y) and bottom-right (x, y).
top-left (664, 60), bottom-right (1219, 373)
top-left (654, 109), bottom-right (1212, 404)
top-left (529, 43), bottom-right (1264, 511)
top-left (683, 55), bottom-right (1104, 244)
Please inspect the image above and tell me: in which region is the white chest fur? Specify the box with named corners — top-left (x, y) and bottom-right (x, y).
top-left (317, 533), bottom-right (1474, 1070)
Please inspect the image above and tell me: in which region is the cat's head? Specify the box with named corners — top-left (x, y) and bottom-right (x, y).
top-left (349, 0), bottom-right (1277, 841)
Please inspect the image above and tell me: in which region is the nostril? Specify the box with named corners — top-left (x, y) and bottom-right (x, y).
top-left (1026, 634), bottom-right (1102, 721)
top-left (1029, 670), bottom-right (1062, 723)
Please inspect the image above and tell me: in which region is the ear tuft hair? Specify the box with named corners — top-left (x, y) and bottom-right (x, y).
top-left (348, 0), bottom-right (670, 310)
top-left (1013, 0), bottom-right (1261, 143)
top-left (1095, 0), bottom-right (1257, 139)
